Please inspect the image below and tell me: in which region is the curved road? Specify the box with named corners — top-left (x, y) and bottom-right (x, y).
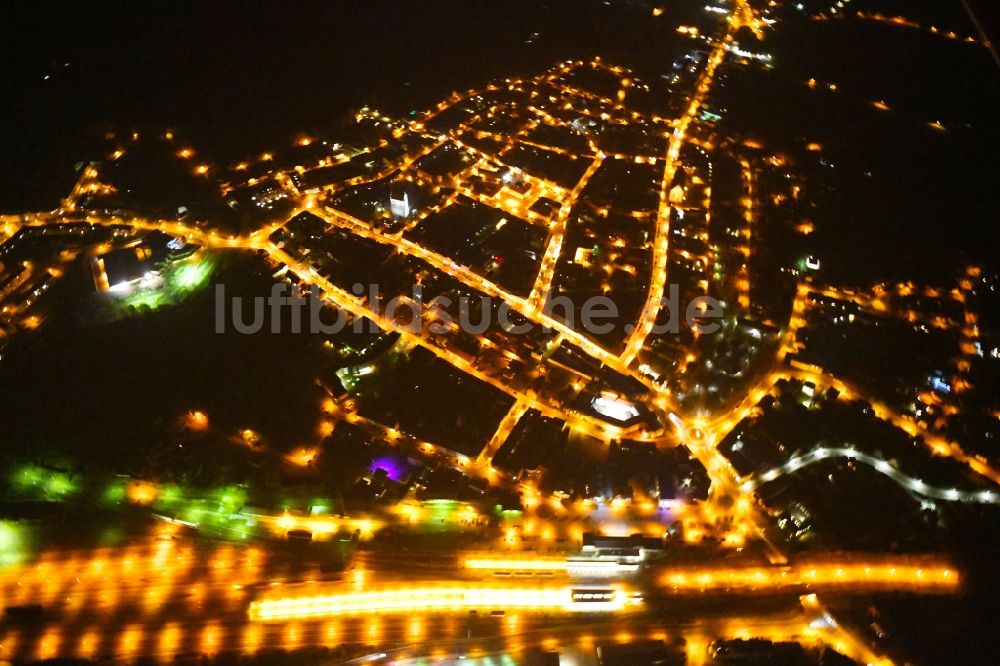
top-left (744, 445), bottom-right (1000, 505)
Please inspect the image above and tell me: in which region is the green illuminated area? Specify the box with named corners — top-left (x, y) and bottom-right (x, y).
top-left (119, 286), bottom-right (171, 310)
top-left (2, 463), bottom-right (511, 553)
top-left (115, 481), bottom-right (258, 541)
top-left (115, 252), bottom-right (217, 314)
top-left (2, 468), bottom-right (261, 553)
top-left (1, 461), bottom-right (506, 558)
top-left (102, 479), bottom-right (127, 504)
top-left (0, 521), bottom-right (29, 568)
top-left (168, 257), bottom-right (215, 291)
top-left (11, 465), bottom-right (79, 501)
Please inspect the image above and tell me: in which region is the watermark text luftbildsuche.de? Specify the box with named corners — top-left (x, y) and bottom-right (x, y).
top-left (214, 282), bottom-right (724, 336)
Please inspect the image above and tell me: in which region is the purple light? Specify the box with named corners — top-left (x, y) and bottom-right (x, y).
top-left (370, 455), bottom-right (405, 482)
